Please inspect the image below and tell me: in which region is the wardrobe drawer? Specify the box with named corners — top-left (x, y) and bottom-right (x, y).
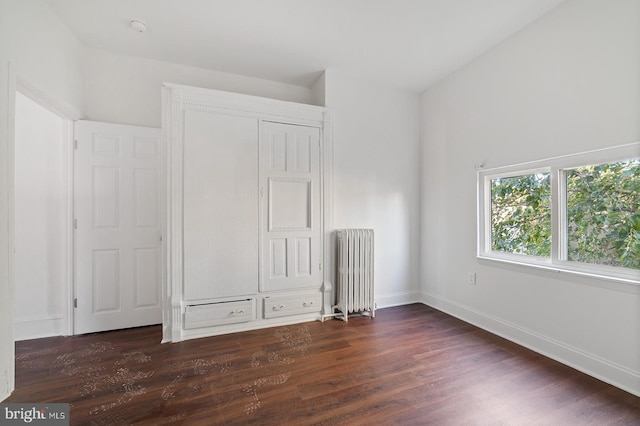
top-left (263, 292), bottom-right (322, 319)
top-left (184, 299), bottom-right (254, 329)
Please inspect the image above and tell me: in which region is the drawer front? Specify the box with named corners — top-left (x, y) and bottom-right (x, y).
top-left (263, 292), bottom-right (322, 319)
top-left (184, 299), bottom-right (254, 329)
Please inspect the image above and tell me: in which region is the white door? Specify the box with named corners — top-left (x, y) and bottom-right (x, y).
top-left (182, 111), bottom-right (259, 301)
top-left (74, 121), bottom-right (162, 334)
top-left (261, 122), bottom-right (321, 292)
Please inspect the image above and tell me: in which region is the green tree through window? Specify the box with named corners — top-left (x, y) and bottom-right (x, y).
top-left (491, 173), bottom-right (551, 257)
top-left (567, 160), bottom-right (640, 270)
top-left (479, 144), bottom-right (640, 281)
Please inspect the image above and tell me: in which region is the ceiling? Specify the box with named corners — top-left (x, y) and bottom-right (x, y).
top-left (45, 0), bottom-right (566, 93)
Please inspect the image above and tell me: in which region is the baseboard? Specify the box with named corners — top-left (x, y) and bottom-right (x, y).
top-left (420, 292), bottom-right (640, 397)
top-left (375, 291), bottom-right (422, 309)
top-left (14, 315), bottom-right (65, 341)
top-left (0, 368), bottom-right (11, 402)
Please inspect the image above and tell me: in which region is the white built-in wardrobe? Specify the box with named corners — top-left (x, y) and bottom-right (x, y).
top-left (162, 84), bottom-right (333, 342)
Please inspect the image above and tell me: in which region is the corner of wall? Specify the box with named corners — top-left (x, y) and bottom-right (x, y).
top-left (310, 71), bottom-right (326, 107)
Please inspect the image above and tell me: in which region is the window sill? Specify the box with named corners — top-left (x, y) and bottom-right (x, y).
top-left (477, 254), bottom-right (640, 293)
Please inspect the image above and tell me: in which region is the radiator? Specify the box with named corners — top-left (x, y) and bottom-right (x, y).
top-left (335, 229), bottom-right (375, 321)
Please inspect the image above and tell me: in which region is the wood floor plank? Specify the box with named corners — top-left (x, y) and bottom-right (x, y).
top-left (5, 304), bottom-right (639, 425)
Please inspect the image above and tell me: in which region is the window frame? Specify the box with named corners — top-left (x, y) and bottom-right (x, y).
top-left (477, 142), bottom-right (640, 286)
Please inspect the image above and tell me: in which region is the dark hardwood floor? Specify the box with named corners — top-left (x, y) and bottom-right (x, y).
top-left (6, 304), bottom-right (640, 425)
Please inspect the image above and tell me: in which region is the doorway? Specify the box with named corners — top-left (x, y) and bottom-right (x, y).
top-left (13, 90), bottom-right (73, 340)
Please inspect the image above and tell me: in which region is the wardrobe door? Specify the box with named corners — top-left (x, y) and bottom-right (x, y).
top-left (182, 110), bottom-right (259, 300)
top-left (261, 122), bottom-right (321, 292)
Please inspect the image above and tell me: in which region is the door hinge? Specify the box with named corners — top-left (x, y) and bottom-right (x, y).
top-left (74, 298), bottom-right (77, 308)
top-left (319, 262), bottom-right (323, 270)
top-left (74, 219), bottom-right (78, 229)
top-left (74, 140), bottom-right (78, 150)
top-left (260, 186), bottom-right (264, 198)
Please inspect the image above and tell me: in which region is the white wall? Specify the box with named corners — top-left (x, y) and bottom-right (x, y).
top-left (420, 0), bottom-right (640, 395)
top-left (14, 92), bottom-right (69, 341)
top-left (84, 54), bottom-right (424, 309)
top-left (0, 0), bottom-right (85, 400)
top-left (325, 69), bottom-right (422, 307)
top-left (84, 49), bottom-right (313, 128)
top-left (310, 72), bottom-right (326, 107)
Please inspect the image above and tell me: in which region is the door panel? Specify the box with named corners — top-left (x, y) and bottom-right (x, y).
top-left (92, 249), bottom-right (120, 312)
top-left (134, 169), bottom-right (159, 228)
top-left (134, 247), bottom-right (160, 307)
top-left (261, 122), bottom-right (321, 292)
top-left (92, 166), bottom-right (120, 228)
top-left (182, 111), bottom-right (259, 301)
top-left (269, 178), bottom-right (311, 229)
top-left (75, 121), bottom-right (161, 334)
top-left (295, 237), bottom-right (312, 277)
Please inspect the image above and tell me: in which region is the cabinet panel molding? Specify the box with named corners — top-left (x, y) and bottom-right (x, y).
top-left (184, 300), bottom-right (255, 329)
top-left (263, 292), bottom-right (322, 319)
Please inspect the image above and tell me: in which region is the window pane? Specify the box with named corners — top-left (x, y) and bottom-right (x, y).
top-left (566, 159), bottom-right (640, 270)
top-left (491, 173), bottom-right (551, 256)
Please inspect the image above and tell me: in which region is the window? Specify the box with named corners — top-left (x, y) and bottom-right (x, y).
top-left (478, 143), bottom-right (640, 284)
top-left (491, 172), bottom-right (551, 257)
top-left (565, 160), bottom-right (640, 270)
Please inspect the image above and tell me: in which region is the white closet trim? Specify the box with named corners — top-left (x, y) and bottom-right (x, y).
top-left (161, 84), bottom-right (333, 343)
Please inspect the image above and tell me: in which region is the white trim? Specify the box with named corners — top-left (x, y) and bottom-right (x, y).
top-left (6, 61), bottom-right (17, 399)
top-left (14, 314), bottom-right (65, 341)
top-left (163, 83), bottom-right (326, 125)
top-left (420, 293), bottom-right (640, 398)
top-left (162, 84), bottom-right (333, 342)
top-left (13, 314), bottom-right (63, 323)
top-left (160, 88), bottom-right (169, 342)
top-left (479, 142), bottom-right (640, 175)
top-left (321, 111), bottom-right (334, 317)
top-left (63, 118), bottom-right (74, 336)
top-left (165, 85), bottom-right (185, 342)
top-left (160, 89), bottom-right (170, 343)
top-left (375, 291), bottom-right (422, 309)
top-left (554, 166), bottom-right (567, 263)
top-left (16, 78), bottom-right (82, 121)
top-left (478, 167), bottom-right (551, 256)
top-left (477, 255), bottom-right (640, 293)
top-left (478, 142), bottom-right (640, 287)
